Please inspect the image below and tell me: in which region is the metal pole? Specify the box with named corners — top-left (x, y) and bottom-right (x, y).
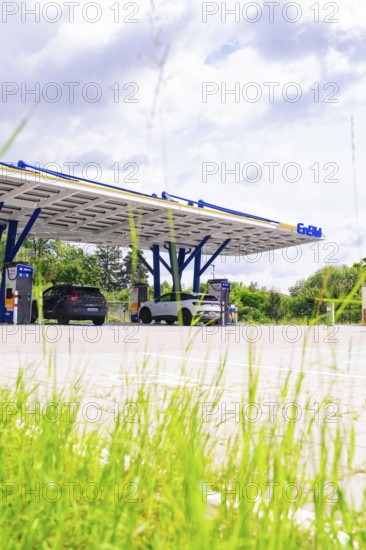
top-left (152, 244), bottom-right (160, 299)
top-left (193, 250), bottom-right (201, 293)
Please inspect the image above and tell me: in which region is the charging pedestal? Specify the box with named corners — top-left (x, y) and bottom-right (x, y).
top-left (229, 304), bottom-right (237, 324)
top-left (130, 283), bottom-right (149, 322)
top-left (207, 279), bottom-right (231, 325)
top-left (4, 263), bottom-right (34, 324)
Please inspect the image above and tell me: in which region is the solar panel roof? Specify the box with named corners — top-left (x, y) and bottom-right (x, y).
top-left (0, 162), bottom-right (323, 256)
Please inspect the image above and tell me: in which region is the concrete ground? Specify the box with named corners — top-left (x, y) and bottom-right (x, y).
top-left (1, 322), bottom-right (366, 506)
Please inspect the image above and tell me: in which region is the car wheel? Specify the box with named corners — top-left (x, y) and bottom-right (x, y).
top-left (56, 307), bottom-right (69, 325)
top-left (92, 317), bottom-right (105, 326)
top-left (181, 309), bottom-right (192, 326)
top-left (30, 303), bottom-right (38, 324)
top-left (139, 308), bottom-right (152, 324)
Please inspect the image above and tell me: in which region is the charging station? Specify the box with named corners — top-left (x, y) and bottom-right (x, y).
top-left (130, 283), bottom-right (149, 322)
top-left (0, 160), bottom-right (324, 325)
top-left (4, 263), bottom-right (34, 324)
top-left (207, 279), bottom-right (231, 324)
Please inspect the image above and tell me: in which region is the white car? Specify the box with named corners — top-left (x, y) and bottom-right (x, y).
top-left (138, 292), bottom-right (222, 326)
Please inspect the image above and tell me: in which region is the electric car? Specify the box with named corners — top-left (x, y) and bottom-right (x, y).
top-left (31, 284), bottom-right (108, 325)
top-left (138, 292), bottom-right (221, 325)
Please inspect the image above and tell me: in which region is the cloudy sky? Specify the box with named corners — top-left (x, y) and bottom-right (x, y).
top-left (1, 0), bottom-right (365, 291)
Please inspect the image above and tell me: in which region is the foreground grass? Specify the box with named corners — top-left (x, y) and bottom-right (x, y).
top-left (0, 362), bottom-right (364, 549)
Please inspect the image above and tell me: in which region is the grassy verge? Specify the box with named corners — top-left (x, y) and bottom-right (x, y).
top-left (0, 360), bottom-right (363, 549)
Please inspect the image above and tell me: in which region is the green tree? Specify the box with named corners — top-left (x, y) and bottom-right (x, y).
top-left (160, 280), bottom-right (171, 295)
top-left (199, 281), bottom-right (208, 293)
top-left (230, 285), bottom-right (270, 323)
top-left (248, 281), bottom-right (259, 292)
top-left (0, 238), bottom-right (6, 265)
top-left (24, 238), bottom-right (55, 260)
top-left (289, 264), bottom-right (365, 322)
top-left (120, 247), bottom-right (149, 288)
top-left (267, 288), bottom-right (282, 322)
top-left (96, 245), bottom-right (123, 292)
top-left (23, 238), bottom-right (59, 284)
top-left (49, 242), bottom-right (97, 286)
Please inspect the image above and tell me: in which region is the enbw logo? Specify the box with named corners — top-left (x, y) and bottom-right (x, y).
top-left (297, 223), bottom-right (322, 238)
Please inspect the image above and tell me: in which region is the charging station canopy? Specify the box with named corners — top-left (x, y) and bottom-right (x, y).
top-left (0, 163), bottom-right (323, 255)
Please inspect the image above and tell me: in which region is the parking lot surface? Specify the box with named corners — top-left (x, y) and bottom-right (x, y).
top-left (1, 323), bottom-right (366, 505)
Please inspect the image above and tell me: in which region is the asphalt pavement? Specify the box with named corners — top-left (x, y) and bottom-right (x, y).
top-left (1, 322), bottom-right (366, 506)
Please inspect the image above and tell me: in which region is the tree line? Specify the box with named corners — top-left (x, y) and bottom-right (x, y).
top-left (0, 238), bottom-right (365, 322)
top-left (0, 239), bottom-right (149, 298)
top-left (229, 262), bottom-right (365, 324)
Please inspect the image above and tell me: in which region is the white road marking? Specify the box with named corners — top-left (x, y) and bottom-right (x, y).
top-left (140, 352), bottom-right (366, 381)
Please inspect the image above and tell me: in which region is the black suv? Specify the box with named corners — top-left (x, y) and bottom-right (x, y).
top-left (31, 285), bottom-right (108, 325)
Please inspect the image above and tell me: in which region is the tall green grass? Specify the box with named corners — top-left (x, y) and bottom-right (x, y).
top-left (0, 106), bottom-right (36, 158)
top-left (0, 357), bottom-right (363, 549)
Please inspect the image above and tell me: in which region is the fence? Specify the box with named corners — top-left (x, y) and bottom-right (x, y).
top-left (106, 301), bottom-right (130, 324)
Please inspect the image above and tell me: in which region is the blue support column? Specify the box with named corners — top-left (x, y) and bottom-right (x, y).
top-left (0, 221), bottom-right (18, 323)
top-left (152, 244), bottom-right (161, 299)
top-left (180, 235), bottom-right (211, 271)
top-left (178, 248), bottom-right (186, 271)
top-left (11, 208), bottom-right (41, 259)
top-left (200, 239), bottom-right (231, 276)
top-left (4, 220), bottom-right (18, 262)
top-left (137, 252), bottom-right (154, 276)
top-left (0, 224), bottom-right (6, 241)
top-left (193, 250), bottom-right (201, 293)
top-left (134, 236), bottom-right (231, 309)
top-left (136, 247), bottom-right (161, 301)
top-left (159, 255), bottom-right (172, 274)
top-left (156, 236), bottom-right (229, 295)
top-left (137, 246), bottom-right (162, 299)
